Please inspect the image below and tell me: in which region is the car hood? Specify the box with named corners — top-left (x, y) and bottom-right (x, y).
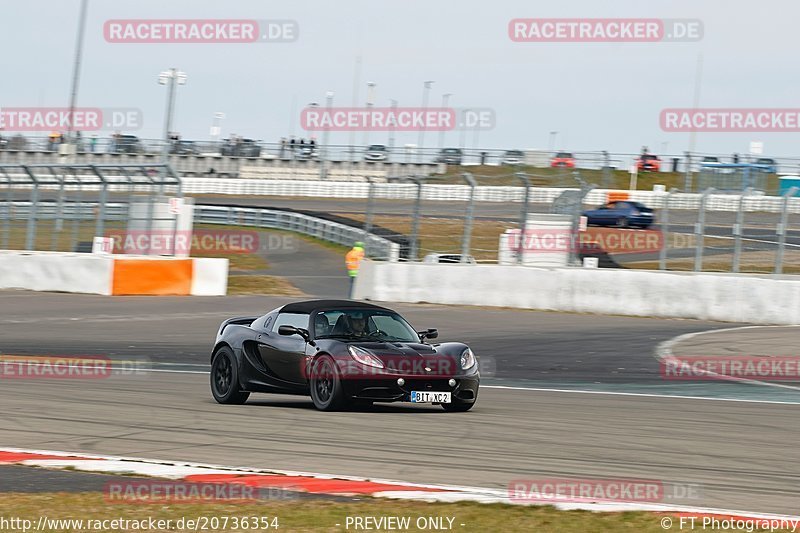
top-left (346, 341), bottom-right (457, 376)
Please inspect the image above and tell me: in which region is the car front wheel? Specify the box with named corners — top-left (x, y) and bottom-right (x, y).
top-left (442, 401), bottom-right (475, 412)
top-left (309, 355), bottom-right (347, 411)
top-left (210, 347), bottom-right (250, 405)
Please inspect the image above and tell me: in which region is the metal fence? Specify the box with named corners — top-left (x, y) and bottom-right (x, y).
top-left (0, 164), bottom-right (181, 253)
top-left (3, 135), bottom-right (800, 175)
top-left (350, 172), bottom-right (800, 274)
top-left (0, 163), bottom-right (401, 261)
top-left (2, 164), bottom-right (798, 275)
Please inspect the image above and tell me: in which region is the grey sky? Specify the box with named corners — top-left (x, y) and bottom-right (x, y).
top-left (1, 0), bottom-right (798, 156)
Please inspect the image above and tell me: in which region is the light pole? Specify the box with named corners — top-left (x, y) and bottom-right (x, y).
top-left (158, 68), bottom-right (187, 161)
top-left (320, 91), bottom-right (334, 178)
top-left (548, 131), bottom-right (558, 153)
top-left (66, 0), bottom-right (88, 148)
top-left (387, 99), bottom-right (398, 155)
top-left (306, 102), bottom-right (319, 143)
top-left (417, 81), bottom-right (434, 162)
top-left (459, 108), bottom-right (470, 151)
top-left (210, 111), bottom-right (225, 147)
top-left (437, 93), bottom-right (452, 151)
top-left (364, 82), bottom-right (376, 147)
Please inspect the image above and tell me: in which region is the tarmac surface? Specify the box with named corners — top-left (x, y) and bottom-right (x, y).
top-left (1, 235), bottom-right (800, 515)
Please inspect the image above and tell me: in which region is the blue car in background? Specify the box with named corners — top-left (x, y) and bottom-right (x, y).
top-left (582, 201), bottom-right (655, 228)
top-left (754, 158), bottom-right (778, 174)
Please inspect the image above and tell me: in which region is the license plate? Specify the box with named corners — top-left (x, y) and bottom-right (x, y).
top-left (410, 391), bottom-right (451, 404)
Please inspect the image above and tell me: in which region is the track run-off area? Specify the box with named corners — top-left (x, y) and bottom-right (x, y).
top-left (1, 291), bottom-right (800, 516)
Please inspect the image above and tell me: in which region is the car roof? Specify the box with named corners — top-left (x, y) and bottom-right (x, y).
top-left (279, 299), bottom-right (392, 314)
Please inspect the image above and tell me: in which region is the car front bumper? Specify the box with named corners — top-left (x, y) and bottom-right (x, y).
top-left (342, 375), bottom-right (479, 403)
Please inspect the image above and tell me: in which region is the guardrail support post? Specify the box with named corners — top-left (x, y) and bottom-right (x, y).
top-left (407, 175), bottom-right (423, 261)
top-left (1, 168), bottom-right (11, 250)
top-left (694, 187), bottom-right (714, 272)
top-left (775, 187), bottom-right (798, 275)
top-left (732, 187), bottom-right (752, 273)
top-left (21, 165), bottom-right (39, 251)
top-left (514, 172), bottom-right (531, 264)
top-left (49, 167), bottom-right (66, 251)
top-left (90, 165), bottom-right (108, 240)
top-left (461, 172), bottom-right (477, 262)
top-left (363, 177), bottom-right (376, 257)
top-left (659, 188), bottom-right (678, 271)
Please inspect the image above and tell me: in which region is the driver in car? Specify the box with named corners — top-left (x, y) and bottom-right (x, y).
top-left (347, 312), bottom-right (371, 337)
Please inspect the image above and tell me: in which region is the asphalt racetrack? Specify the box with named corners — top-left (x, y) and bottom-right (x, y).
top-left (2, 291), bottom-right (800, 515)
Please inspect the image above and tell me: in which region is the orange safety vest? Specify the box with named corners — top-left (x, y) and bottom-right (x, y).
top-left (345, 247), bottom-right (365, 276)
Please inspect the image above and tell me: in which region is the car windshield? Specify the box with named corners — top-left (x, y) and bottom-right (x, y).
top-left (443, 148), bottom-right (460, 154)
top-left (368, 145), bottom-right (386, 151)
top-left (314, 309), bottom-right (420, 342)
top-left (506, 150), bottom-right (523, 156)
top-left (556, 152), bottom-right (572, 158)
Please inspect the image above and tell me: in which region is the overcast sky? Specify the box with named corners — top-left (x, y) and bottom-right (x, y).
top-left (2, 0), bottom-right (798, 156)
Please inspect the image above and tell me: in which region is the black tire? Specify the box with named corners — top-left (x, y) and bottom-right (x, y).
top-left (210, 347), bottom-right (250, 405)
top-left (442, 401), bottom-right (475, 412)
top-left (309, 355), bottom-right (347, 411)
top-left (616, 217), bottom-right (629, 228)
top-left (352, 400), bottom-right (373, 410)
top-left (442, 389), bottom-right (478, 412)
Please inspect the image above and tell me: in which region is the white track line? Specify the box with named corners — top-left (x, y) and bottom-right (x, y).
top-left (14, 360), bottom-right (800, 405)
top-left (655, 325), bottom-right (800, 392)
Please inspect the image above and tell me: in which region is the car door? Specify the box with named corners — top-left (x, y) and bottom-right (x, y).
top-left (256, 312), bottom-right (310, 384)
top-left (589, 203), bottom-right (616, 225)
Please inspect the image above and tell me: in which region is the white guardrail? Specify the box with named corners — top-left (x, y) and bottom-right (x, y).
top-left (4, 174), bottom-right (800, 212)
top-left (179, 178), bottom-right (800, 213)
top-left (0, 201), bottom-right (401, 261)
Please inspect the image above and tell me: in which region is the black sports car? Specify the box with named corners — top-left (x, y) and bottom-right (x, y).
top-left (210, 300), bottom-right (479, 411)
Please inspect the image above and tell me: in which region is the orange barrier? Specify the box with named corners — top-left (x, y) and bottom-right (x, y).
top-left (111, 258), bottom-right (193, 296)
top-left (606, 191), bottom-right (630, 203)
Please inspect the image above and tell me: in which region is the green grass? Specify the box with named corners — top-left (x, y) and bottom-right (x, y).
top-left (1, 493), bottom-right (774, 532)
top-left (432, 164), bottom-right (782, 193)
top-left (227, 275), bottom-right (305, 296)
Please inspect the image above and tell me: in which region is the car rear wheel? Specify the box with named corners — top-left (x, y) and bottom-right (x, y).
top-left (210, 347), bottom-right (250, 405)
top-left (309, 355), bottom-right (347, 411)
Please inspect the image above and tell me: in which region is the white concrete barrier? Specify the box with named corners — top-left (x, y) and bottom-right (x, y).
top-left (0, 251), bottom-right (229, 296)
top-left (354, 261), bottom-right (800, 325)
top-left (0, 250), bottom-right (114, 295)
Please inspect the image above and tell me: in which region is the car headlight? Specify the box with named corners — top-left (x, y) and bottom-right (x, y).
top-left (348, 346), bottom-right (384, 369)
top-left (460, 348), bottom-right (476, 370)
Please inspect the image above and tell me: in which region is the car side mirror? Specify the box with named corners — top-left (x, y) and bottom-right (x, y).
top-left (278, 325), bottom-right (299, 336)
top-left (278, 326), bottom-right (313, 344)
top-left (418, 328), bottom-right (438, 340)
